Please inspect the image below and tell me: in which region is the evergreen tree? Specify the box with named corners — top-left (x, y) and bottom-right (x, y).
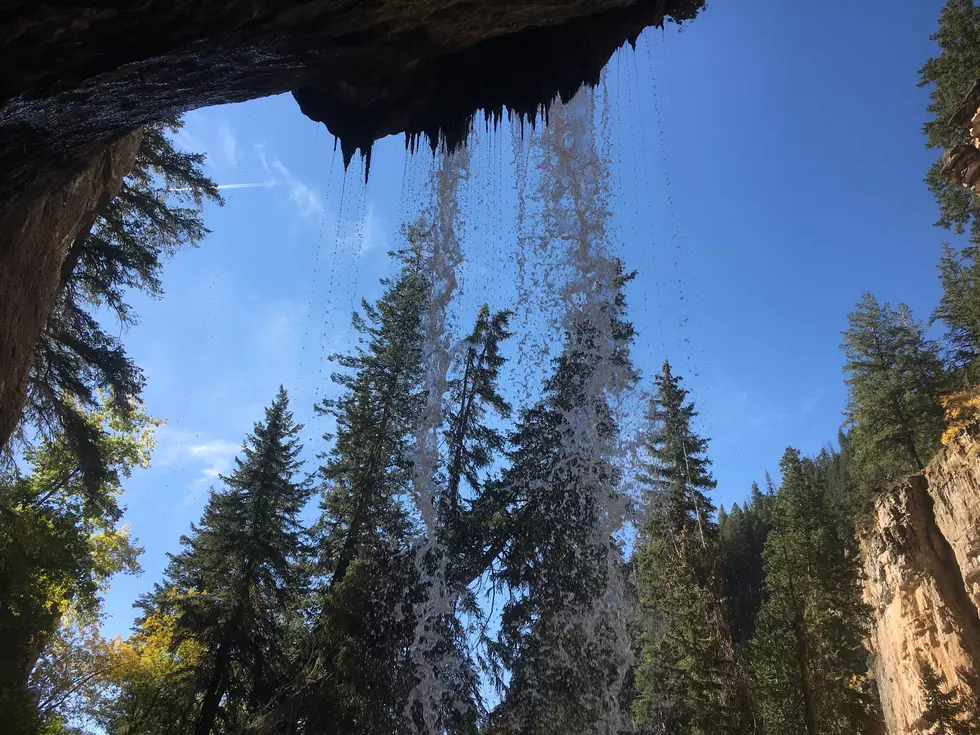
top-left (442, 305), bottom-right (513, 526)
top-left (841, 293), bottom-right (945, 489)
top-left (919, 0), bottom-right (980, 244)
top-left (638, 360), bottom-right (716, 558)
top-left (718, 482), bottom-right (774, 647)
top-left (409, 304), bottom-right (514, 735)
top-left (137, 388), bottom-right (311, 734)
top-left (810, 433), bottom-right (862, 541)
top-left (919, 663), bottom-right (980, 735)
top-left (750, 448), bottom-right (882, 735)
top-left (935, 241), bottom-right (980, 375)
top-left (488, 268), bottom-right (637, 735)
top-left (20, 120), bottom-right (220, 490)
top-left (283, 230), bottom-right (428, 734)
top-left (633, 360), bottom-right (753, 734)
top-left (441, 305), bottom-right (515, 586)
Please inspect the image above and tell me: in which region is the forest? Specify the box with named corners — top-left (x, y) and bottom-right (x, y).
top-left (2, 2), bottom-right (980, 735)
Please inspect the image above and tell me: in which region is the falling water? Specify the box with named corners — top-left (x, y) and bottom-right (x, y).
top-left (397, 67), bottom-right (675, 734)
top-left (527, 86), bottom-right (637, 735)
top-left (406, 145), bottom-right (474, 734)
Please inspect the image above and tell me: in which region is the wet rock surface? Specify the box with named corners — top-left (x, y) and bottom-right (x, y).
top-left (0, 0), bottom-right (701, 191)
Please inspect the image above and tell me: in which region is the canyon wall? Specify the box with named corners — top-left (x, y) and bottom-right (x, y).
top-left (861, 430), bottom-right (980, 733)
top-left (0, 130), bottom-right (143, 458)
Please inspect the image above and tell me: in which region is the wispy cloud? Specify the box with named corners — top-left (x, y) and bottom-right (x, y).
top-left (260, 152), bottom-right (323, 218)
top-left (328, 200), bottom-right (386, 259)
top-left (172, 180), bottom-right (276, 193)
top-left (251, 300), bottom-right (307, 356)
top-left (359, 202), bottom-right (385, 255)
top-left (172, 116), bottom-right (240, 172)
top-left (174, 127), bottom-right (208, 159)
top-left (154, 426), bottom-right (241, 503)
top-left (218, 122), bottom-right (238, 167)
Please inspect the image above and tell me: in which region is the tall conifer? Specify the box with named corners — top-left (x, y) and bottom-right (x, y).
top-left (750, 449), bottom-right (882, 735)
top-left (633, 361), bottom-right (752, 734)
top-left (842, 293), bottom-right (945, 488)
top-left (488, 269), bottom-right (636, 735)
top-left (138, 388), bottom-right (311, 734)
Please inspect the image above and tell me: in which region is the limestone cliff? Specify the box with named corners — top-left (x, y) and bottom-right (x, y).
top-left (861, 430), bottom-right (980, 734)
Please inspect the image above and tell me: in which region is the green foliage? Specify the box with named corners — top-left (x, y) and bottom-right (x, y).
top-left (21, 119), bottom-right (220, 491)
top-left (272, 226), bottom-right (515, 734)
top-left (718, 482), bottom-right (774, 647)
top-left (919, 663), bottom-right (980, 735)
top-left (919, 0), bottom-right (980, 243)
top-left (633, 361), bottom-right (753, 734)
top-left (313, 232), bottom-right (428, 591)
top-left (99, 602), bottom-right (206, 734)
top-left (290, 227), bottom-right (445, 733)
top-left (0, 402), bottom-right (152, 729)
top-left (133, 388), bottom-right (312, 734)
top-left (842, 293), bottom-right (946, 489)
top-left (639, 360), bottom-right (716, 553)
top-left (29, 608), bottom-right (121, 732)
top-left (488, 268), bottom-right (637, 735)
top-left (921, 0), bottom-right (980, 151)
top-left (442, 305), bottom-right (513, 524)
top-left (749, 449), bottom-right (882, 735)
top-left (935, 241), bottom-right (980, 373)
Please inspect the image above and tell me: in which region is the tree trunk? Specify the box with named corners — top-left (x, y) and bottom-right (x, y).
top-left (0, 130), bottom-right (142, 451)
top-left (195, 640), bottom-right (232, 735)
top-left (794, 609), bottom-right (818, 735)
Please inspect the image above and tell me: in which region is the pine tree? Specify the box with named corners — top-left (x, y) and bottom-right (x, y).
top-left (718, 482), bottom-right (774, 647)
top-left (842, 293), bottom-right (945, 489)
top-left (21, 120), bottom-right (220, 490)
top-left (750, 448), bottom-right (882, 735)
top-left (487, 267), bottom-right (637, 735)
top-left (919, 663), bottom-right (980, 735)
top-left (403, 301), bottom-right (514, 735)
top-left (935, 241), bottom-right (980, 374)
top-left (919, 0), bottom-right (980, 244)
top-left (280, 230), bottom-right (429, 734)
top-left (633, 360), bottom-right (753, 734)
top-left (137, 387), bottom-right (311, 734)
top-left (638, 360), bottom-right (716, 559)
top-left (410, 304), bottom-right (513, 735)
top-left (442, 305), bottom-right (513, 526)
top-left (441, 305), bottom-right (515, 585)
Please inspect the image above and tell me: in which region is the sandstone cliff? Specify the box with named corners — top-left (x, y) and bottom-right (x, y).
top-left (861, 430), bottom-right (980, 733)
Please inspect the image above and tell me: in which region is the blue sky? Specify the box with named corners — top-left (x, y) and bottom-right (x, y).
top-left (102, 0), bottom-right (955, 636)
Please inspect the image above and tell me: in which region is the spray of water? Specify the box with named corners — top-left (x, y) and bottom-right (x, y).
top-left (406, 144), bottom-right (476, 734)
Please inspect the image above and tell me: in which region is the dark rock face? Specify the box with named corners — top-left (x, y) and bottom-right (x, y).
top-left (0, 131), bottom-right (143, 451)
top-left (0, 0), bottom-right (702, 191)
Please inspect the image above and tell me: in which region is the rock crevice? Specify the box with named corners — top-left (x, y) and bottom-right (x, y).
top-left (861, 432), bottom-right (980, 733)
